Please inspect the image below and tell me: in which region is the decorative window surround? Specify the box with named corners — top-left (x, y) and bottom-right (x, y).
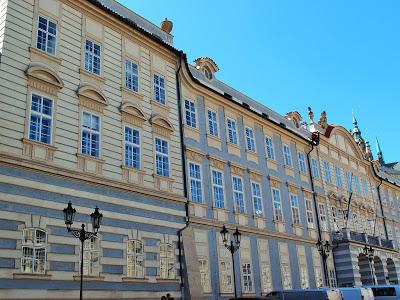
top-left (120, 102), bottom-right (147, 128)
top-left (76, 85), bottom-right (108, 114)
top-left (22, 138), bottom-right (57, 162)
top-left (150, 114), bottom-right (174, 138)
top-left (29, 47), bottom-right (62, 65)
top-left (26, 64), bottom-right (64, 96)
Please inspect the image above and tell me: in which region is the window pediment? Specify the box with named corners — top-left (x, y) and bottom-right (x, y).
top-left (120, 102), bottom-right (147, 127)
top-left (150, 114), bottom-right (174, 137)
top-left (26, 64), bottom-right (63, 95)
top-left (77, 85), bottom-right (108, 113)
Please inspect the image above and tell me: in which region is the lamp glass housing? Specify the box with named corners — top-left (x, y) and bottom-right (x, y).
top-left (220, 225), bottom-right (229, 246)
top-left (233, 227), bottom-right (241, 245)
top-left (63, 202), bottom-right (76, 231)
top-left (91, 207), bottom-right (103, 233)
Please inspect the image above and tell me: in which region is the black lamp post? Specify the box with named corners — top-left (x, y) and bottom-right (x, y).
top-left (63, 202), bottom-right (103, 300)
top-left (316, 239), bottom-right (331, 287)
top-left (220, 225), bottom-right (241, 298)
top-left (363, 245), bottom-right (376, 285)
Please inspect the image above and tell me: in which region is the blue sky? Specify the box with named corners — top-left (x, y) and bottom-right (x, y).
top-left (118, 0), bottom-right (399, 163)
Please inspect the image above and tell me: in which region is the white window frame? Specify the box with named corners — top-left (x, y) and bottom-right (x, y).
top-left (188, 161), bottom-right (203, 203)
top-left (298, 152), bottom-right (307, 173)
top-left (155, 137), bottom-right (169, 177)
top-left (124, 125), bottom-right (141, 169)
top-left (84, 38), bottom-right (101, 76)
top-left (207, 108), bottom-right (219, 137)
top-left (124, 59), bottom-right (139, 92)
top-left (81, 111), bottom-right (101, 157)
top-left (226, 118), bottom-right (238, 145)
top-left (272, 188), bottom-right (283, 221)
top-left (212, 169), bottom-right (225, 208)
top-left (82, 236), bottom-right (100, 276)
top-left (305, 199), bottom-right (315, 228)
top-left (232, 176), bottom-right (245, 213)
top-left (265, 136), bottom-right (275, 160)
top-left (251, 181), bottom-right (263, 216)
top-left (245, 127), bottom-right (256, 152)
top-left (159, 243), bottom-right (175, 279)
top-left (283, 144), bottom-right (293, 167)
top-left (290, 194), bottom-right (300, 225)
top-left (153, 73), bottom-right (166, 104)
top-left (127, 239), bottom-right (144, 278)
top-left (21, 228), bottom-right (47, 274)
top-left (242, 262), bottom-right (254, 293)
top-left (184, 99), bottom-right (197, 128)
top-left (29, 93), bottom-right (53, 145)
top-left (36, 15), bottom-right (57, 56)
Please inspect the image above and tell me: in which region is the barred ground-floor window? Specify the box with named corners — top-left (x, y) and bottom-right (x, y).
top-left (160, 243), bottom-right (175, 279)
top-left (242, 262), bottom-right (254, 293)
top-left (127, 239), bottom-right (144, 278)
top-left (83, 236), bottom-right (100, 276)
top-left (199, 258), bottom-right (211, 293)
top-left (219, 260), bottom-right (233, 293)
top-left (21, 228), bottom-right (47, 274)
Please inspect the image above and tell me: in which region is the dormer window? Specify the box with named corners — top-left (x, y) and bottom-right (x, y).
top-left (204, 66), bottom-right (212, 80)
top-left (194, 57), bottom-right (219, 81)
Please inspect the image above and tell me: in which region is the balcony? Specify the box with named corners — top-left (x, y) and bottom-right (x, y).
top-left (332, 229), bottom-right (395, 250)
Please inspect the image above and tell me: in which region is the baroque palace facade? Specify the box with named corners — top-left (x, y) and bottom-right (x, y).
top-left (0, 0), bottom-right (399, 299)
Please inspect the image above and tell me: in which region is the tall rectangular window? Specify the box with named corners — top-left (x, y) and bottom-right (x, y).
top-left (324, 161), bottom-right (332, 184)
top-left (362, 179), bottom-right (368, 195)
top-left (265, 136), bottom-right (275, 160)
top-left (335, 166), bottom-right (343, 188)
top-left (245, 127), bottom-right (256, 152)
top-left (272, 188), bottom-right (283, 221)
top-left (37, 16), bottom-right (57, 55)
top-left (219, 260), bottom-right (233, 293)
top-left (125, 59), bottom-right (139, 92)
top-left (298, 152), bottom-right (307, 173)
top-left (127, 240), bottom-right (144, 278)
top-left (199, 258), bottom-right (211, 292)
top-left (305, 199), bottom-right (314, 228)
top-left (84, 39), bottom-right (101, 75)
top-left (82, 112), bottom-right (100, 157)
top-left (153, 74), bottom-right (166, 104)
top-left (312, 158), bottom-right (320, 178)
top-left (184, 99), bottom-right (196, 128)
top-left (29, 94), bottom-right (53, 144)
top-left (233, 176), bottom-right (245, 213)
top-left (242, 263), bottom-right (253, 293)
top-left (226, 118), bottom-right (238, 144)
top-left (207, 109), bottom-right (218, 136)
top-left (189, 162), bottom-right (202, 203)
top-left (21, 229), bottom-right (47, 274)
top-left (318, 203), bottom-right (327, 230)
top-left (124, 126), bottom-right (140, 168)
top-left (160, 243), bottom-right (175, 279)
top-left (345, 171), bottom-right (353, 192)
top-left (155, 138), bottom-right (169, 176)
top-left (290, 194), bottom-right (300, 225)
top-left (83, 236), bottom-right (100, 276)
top-left (354, 175), bottom-right (361, 194)
top-left (251, 182), bottom-right (263, 216)
top-left (212, 170), bottom-right (224, 208)
top-left (283, 144), bottom-right (292, 167)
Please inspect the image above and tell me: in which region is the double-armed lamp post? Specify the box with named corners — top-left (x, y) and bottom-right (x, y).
top-left (363, 244), bottom-right (376, 285)
top-left (220, 225), bottom-right (241, 298)
top-left (63, 202), bottom-right (103, 300)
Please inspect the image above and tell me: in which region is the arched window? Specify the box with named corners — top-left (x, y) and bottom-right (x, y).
top-left (204, 66), bottom-right (212, 80)
top-left (127, 239), bottom-right (144, 278)
top-left (21, 228), bottom-right (47, 274)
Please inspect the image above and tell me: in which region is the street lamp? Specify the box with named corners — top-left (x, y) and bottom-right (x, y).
top-left (363, 245), bottom-right (376, 285)
top-left (220, 225), bottom-right (241, 298)
top-left (63, 202), bottom-right (103, 300)
top-left (316, 239), bottom-right (331, 287)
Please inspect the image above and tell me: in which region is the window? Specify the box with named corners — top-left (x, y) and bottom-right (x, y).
top-left (125, 59), bottom-right (139, 92)
top-left (290, 194), bottom-right (300, 225)
top-left (354, 176), bottom-right (361, 195)
top-left (124, 126), bottom-right (140, 168)
top-left (36, 16), bottom-right (57, 55)
top-left (189, 162), bottom-right (202, 203)
top-left (82, 112), bottom-right (100, 157)
top-left (265, 136), bottom-right (275, 160)
top-left (242, 263), bottom-right (253, 293)
top-left (324, 161), bottom-right (332, 184)
top-left (29, 94), bottom-right (53, 144)
top-left (212, 170), bottom-right (224, 208)
top-left (233, 176), bottom-right (245, 213)
top-left (83, 236), bottom-right (100, 276)
top-left (283, 144), bottom-right (292, 167)
top-left (160, 243), bottom-right (175, 279)
top-left (127, 240), bottom-right (144, 278)
top-left (312, 158), bottom-right (320, 178)
top-left (298, 152), bottom-right (307, 173)
top-left (84, 39), bottom-right (101, 75)
top-left (251, 182), bottom-right (263, 216)
top-left (207, 109), bottom-right (218, 136)
top-left (345, 171), bottom-right (353, 192)
top-left (318, 203), bottom-right (327, 230)
top-left (335, 166), bottom-right (343, 188)
top-left (199, 258), bottom-right (210, 292)
top-left (184, 99), bottom-right (196, 128)
top-left (245, 127), bottom-right (256, 152)
top-left (204, 66), bottom-right (212, 80)
top-left (332, 206), bottom-right (339, 231)
top-left (260, 262), bottom-right (273, 293)
top-left (155, 138), bottom-right (169, 177)
top-left (362, 179), bottom-right (368, 196)
top-left (220, 260), bottom-right (233, 293)
top-left (272, 188), bottom-right (283, 221)
top-left (153, 74), bottom-right (166, 104)
top-left (21, 228), bottom-right (47, 274)
top-left (305, 199), bottom-right (314, 228)
top-left (226, 118), bottom-right (238, 144)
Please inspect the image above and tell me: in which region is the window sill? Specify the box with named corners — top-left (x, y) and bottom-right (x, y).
top-left (151, 99), bottom-right (170, 113)
top-left (183, 124), bottom-right (199, 133)
top-left (156, 278), bottom-right (180, 283)
top-left (253, 214), bottom-right (266, 219)
top-left (292, 223), bottom-right (303, 229)
top-left (73, 275), bottom-right (105, 281)
top-left (153, 174), bottom-right (174, 192)
top-left (76, 153), bottom-right (105, 174)
top-left (22, 138), bottom-right (57, 162)
top-left (227, 141), bottom-right (240, 148)
top-left (273, 219), bottom-right (286, 225)
top-left (79, 68), bottom-right (106, 84)
top-left (13, 272), bottom-right (52, 280)
top-left (284, 165), bottom-right (294, 170)
top-left (29, 47), bottom-right (62, 65)
top-left (121, 86), bottom-right (144, 102)
top-left (206, 133), bottom-right (221, 141)
top-left (122, 277), bottom-right (148, 282)
top-left (219, 292), bottom-right (235, 297)
top-left (121, 165), bottom-right (145, 184)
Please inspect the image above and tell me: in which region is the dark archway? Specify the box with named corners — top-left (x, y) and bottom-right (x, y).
top-left (387, 258), bottom-right (398, 284)
top-left (374, 256), bottom-right (387, 285)
top-left (358, 253), bottom-right (373, 285)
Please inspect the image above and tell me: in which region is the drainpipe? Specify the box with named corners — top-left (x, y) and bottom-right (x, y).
top-left (306, 133), bottom-right (331, 287)
top-left (175, 51), bottom-right (190, 300)
top-left (376, 179), bottom-right (389, 240)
